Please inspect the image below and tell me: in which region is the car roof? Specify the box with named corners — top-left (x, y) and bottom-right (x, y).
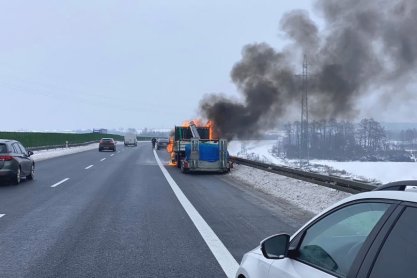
top-left (316, 191), bottom-right (417, 219)
top-left (290, 190), bottom-right (417, 242)
top-left (0, 139), bottom-right (17, 144)
top-left (339, 190), bottom-right (417, 205)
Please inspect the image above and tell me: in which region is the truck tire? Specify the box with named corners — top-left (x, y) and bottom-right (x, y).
top-left (176, 154), bottom-right (181, 168)
top-left (180, 161), bottom-right (189, 174)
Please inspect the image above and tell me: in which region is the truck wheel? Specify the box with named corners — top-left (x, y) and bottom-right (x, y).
top-left (176, 154), bottom-right (181, 168)
top-left (180, 161), bottom-right (189, 174)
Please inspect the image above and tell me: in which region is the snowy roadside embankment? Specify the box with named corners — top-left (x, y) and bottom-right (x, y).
top-left (31, 143), bottom-right (99, 162)
top-left (229, 164), bottom-right (351, 215)
top-left (229, 140), bottom-right (416, 184)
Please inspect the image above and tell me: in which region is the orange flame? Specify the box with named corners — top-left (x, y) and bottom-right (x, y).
top-left (167, 136), bottom-right (174, 153)
top-left (206, 120), bottom-right (218, 140)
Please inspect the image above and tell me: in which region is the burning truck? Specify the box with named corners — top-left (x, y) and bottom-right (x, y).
top-left (167, 120), bottom-right (230, 173)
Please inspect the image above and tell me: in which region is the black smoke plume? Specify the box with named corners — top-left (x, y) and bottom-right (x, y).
top-left (200, 0), bottom-right (417, 139)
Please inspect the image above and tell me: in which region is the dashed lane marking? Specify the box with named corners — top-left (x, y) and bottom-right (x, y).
top-left (110, 154), bottom-right (114, 157)
top-left (85, 165), bottom-right (94, 169)
top-left (51, 178), bottom-right (70, 188)
top-left (0, 214), bottom-right (5, 219)
top-left (100, 158), bottom-right (106, 162)
top-left (153, 150), bottom-right (239, 278)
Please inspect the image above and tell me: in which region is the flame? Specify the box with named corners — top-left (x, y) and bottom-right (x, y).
top-left (167, 136), bottom-right (174, 153)
top-left (206, 120), bottom-right (218, 140)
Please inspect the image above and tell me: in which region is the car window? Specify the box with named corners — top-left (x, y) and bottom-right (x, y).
top-left (0, 143), bottom-right (7, 153)
top-left (12, 143), bottom-right (23, 154)
top-left (18, 143), bottom-right (27, 154)
top-left (369, 206), bottom-right (417, 278)
top-left (296, 202), bottom-right (390, 277)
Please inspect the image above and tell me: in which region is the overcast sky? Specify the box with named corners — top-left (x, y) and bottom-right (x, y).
top-left (0, 1), bottom-right (316, 131)
top-left (1, 1), bottom-right (415, 132)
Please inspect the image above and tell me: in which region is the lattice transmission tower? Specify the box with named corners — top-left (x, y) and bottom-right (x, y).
top-left (300, 55), bottom-right (309, 164)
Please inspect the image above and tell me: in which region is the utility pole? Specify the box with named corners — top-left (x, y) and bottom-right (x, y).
top-left (300, 55), bottom-right (309, 166)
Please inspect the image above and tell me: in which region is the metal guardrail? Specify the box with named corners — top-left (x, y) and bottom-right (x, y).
top-left (27, 141), bottom-right (99, 151)
top-left (230, 156), bottom-right (378, 194)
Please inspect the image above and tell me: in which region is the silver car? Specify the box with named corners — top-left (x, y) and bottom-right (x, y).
top-left (155, 138), bottom-right (169, 150)
top-left (0, 139), bottom-right (35, 184)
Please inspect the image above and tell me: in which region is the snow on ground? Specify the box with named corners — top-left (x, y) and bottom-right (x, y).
top-left (310, 160), bottom-right (417, 184)
top-left (229, 164), bottom-right (351, 215)
top-left (229, 140), bottom-right (417, 184)
top-left (227, 139), bottom-right (417, 213)
top-left (31, 143), bottom-right (100, 162)
top-left (228, 140), bottom-right (286, 164)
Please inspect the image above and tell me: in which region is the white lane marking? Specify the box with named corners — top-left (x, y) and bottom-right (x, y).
top-left (51, 178), bottom-right (70, 188)
top-left (117, 151), bottom-right (121, 153)
top-left (110, 154), bottom-right (114, 157)
top-left (85, 165), bottom-right (94, 169)
top-left (100, 158), bottom-right (106, 162)
top-left (0, 214), bottom-right (5, 219)
top-left (153, 150), bottom-right (239, 278)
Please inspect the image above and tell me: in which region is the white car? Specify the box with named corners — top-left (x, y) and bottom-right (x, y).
top-left (236, 180), bottom-right (417, 278)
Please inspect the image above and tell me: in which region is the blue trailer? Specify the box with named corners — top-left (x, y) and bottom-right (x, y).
top-left (171, 122), bottom-right (230, 173)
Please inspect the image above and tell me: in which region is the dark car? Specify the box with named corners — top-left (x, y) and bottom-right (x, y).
top-left (0, 139), bottom-right (35, 185)
top-left (155, 138), bottom-right (169, 150)
top-left (99, 138), bottom-right (116, 152)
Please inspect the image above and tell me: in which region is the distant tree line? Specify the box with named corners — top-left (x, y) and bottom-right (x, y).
top-left (278, 118), bottom-right (414, 161)
top-left (398, 128), bottom-right (417, 148)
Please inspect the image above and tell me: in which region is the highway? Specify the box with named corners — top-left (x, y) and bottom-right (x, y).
top-left (0, 142), bottom-right (311, 277)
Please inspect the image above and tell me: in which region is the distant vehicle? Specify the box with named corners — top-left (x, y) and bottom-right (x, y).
top-left (99, 138), bottom-right (116, 152)
top-left (236, 180), bottom-right (417, 278)
top-left (155, 138), bottom-right (169, 150)
top-left (0, 139), bottom-right (35, 185)
top-left (124, 134), bottom-right (137, 146)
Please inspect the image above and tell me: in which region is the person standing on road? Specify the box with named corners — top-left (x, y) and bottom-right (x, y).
top-left (151, 137), bottom-right (157, 148)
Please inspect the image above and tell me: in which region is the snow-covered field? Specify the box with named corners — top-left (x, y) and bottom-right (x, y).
top-left (229, 140), bottom-right (416, 184)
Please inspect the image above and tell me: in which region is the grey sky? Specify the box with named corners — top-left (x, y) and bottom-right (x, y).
top-left (1, 1), bottom-right (415, 132)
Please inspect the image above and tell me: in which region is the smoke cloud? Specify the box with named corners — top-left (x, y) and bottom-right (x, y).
top-left (200, 0), bottom-right (417, 139)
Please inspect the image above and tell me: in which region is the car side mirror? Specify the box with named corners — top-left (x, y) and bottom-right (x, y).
top-left (261, 233), bottom-right (290, 259)
top-left (27, 151), bottom-right (34, 157)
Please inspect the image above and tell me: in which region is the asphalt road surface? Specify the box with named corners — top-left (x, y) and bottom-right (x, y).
top-left (0, 142), bottom-right (311, 277)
